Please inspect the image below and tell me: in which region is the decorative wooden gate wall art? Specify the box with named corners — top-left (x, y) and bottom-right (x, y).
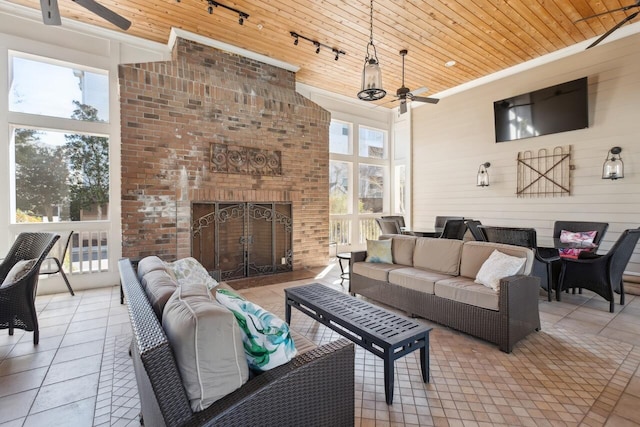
top-left (516, 145), bottom-right (573, 197)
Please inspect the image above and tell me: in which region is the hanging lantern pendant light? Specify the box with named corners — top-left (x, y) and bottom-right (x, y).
top-left (358, 0), bottom-right (386, 101)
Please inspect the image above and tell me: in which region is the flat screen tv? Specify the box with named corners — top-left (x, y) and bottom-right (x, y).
top-left (493, 77), bottom-right (588, 143)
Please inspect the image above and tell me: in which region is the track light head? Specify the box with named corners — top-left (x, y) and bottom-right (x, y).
top-left (238, 16), bottom-right (244, 25)
top-left (208, 6), bottom-right (213, 14)
top-left (294, 37), bottom-right (298, 45)
top-left (314, 42), bottom-right (320, 54)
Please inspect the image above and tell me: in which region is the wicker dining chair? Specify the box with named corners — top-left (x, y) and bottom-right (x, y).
top-left (557, 228), bottom-right (640, 312)
top-left (0, 232), bottom-right (60, 344)
top-left (439, 219), bottom-right (467, 240)
top-left (376, 218), bottom-right (401, 235)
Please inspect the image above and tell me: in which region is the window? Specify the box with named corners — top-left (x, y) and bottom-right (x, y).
top-left (329, 161), bottom-right (350, 215)
top-left (394, 165), bottom-right (406, 215)
top-left (359, 126), bottom-right (386, 159)
top-left (8, 53), bottom-right (110, 224)
top-left (329, 121), bottom-right (351, 154)
top-left (12, 128), bottom-right (109, 223)
top-left (9, 55), bottom-right (109, 122)
top-left (359, 164), bottom-right (384, 214)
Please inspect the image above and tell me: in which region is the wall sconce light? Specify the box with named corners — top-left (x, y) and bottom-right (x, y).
top-left (289, 32), bottom-right (346, 60)
top-left (602, 146), bottom-right (624, 180)
top-left (477, 162), bottom-right (491, 187)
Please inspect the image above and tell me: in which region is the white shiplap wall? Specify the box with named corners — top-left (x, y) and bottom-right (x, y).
top-left (411, 33), bottom-right (640, 275)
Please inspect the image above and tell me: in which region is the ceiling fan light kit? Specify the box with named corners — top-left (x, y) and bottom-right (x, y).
top-left (358, 0), bottom-right (386, 101)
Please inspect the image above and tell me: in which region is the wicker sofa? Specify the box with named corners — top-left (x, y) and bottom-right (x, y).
top-left (118, 258), bottom-right (355, 427)
top-left (349, 235), bottom-right (540, 353)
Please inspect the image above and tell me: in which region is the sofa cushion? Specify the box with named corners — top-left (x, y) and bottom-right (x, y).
top-left (388, 267), bottom-right (451, 294)
top-left (169, 257), bottom-right (219, 290)
top-left (434, 277), bottom-right (500, 311)
top-left (413, 238), bottom-right (464, 275)
top-left (162, 281), bottom-right (249, 412)
top-left (352, 262), bottom-right (404, 282)
top-left (137, 256), bottom-right (167, 282)
top-left (141, 270), bottom-right (179, 318)
top-left (365, 239), bottom-right (393, 263)
top-left (459, 241), bottom-right (533, 279)
top-left (475, 250), bottom-right (526, 291)
top-left (216, 288), bottom-right (297, 371)
top-left (390, 235), bottom-right (417, 266)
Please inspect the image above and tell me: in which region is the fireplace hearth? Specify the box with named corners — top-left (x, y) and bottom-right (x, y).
top-left (192, 202), bottom-right (293, 281)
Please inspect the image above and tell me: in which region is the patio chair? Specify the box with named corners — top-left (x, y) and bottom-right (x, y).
top-left (464, 220), bottom-right (486, 241)
top-left (478, 226), bottom-right (556, 301)
top-left (540, 221), bottom-right (609, 295)
top-left (439, 219), bottom-right (467, 240)
top-left (0, 232), bottom-right (60, 344)
top-left (40, 230), bottom-right (74, 296)
top-left (381, 215), bottom-right (406, 229)
top-left (434, 216), bottom-right (464, 229)
top-left (557, 228), bottom-right (640, 312)
top-left (376, 218), bottom-right (401, 235)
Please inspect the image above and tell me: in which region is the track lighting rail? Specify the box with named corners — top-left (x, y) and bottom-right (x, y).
top-left (290, 32), bottom-right (346, 60)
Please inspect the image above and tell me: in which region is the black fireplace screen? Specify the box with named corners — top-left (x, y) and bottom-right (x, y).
top-left (192, 202), bottom-right (293, 281)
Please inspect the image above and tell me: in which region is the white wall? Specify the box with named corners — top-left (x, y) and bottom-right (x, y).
top-left (411, 32), bottom-right (640, 275)
top-left (0, 4), bottom-right (169, 292)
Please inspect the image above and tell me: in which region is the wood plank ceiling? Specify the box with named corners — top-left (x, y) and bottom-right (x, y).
top-left (6, 0), bottom-right (639, 105)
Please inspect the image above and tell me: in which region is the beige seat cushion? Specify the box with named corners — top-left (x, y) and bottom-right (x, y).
top-left (352, 262), bottom-right (404, 282)
top-left (434, 277), bottom-right (499, 311)
top-left (413, 238), bottom-right (464, 275)
top-left (388, 267), bottom-right (452, 294)
top-left (162, 281), bottom-right (249, 412)
top-left (141, 270), bottom-right (178, 318)
top-left (459, 241), bottom-right (533, 279)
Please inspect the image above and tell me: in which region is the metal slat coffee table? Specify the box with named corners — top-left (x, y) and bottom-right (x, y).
top-left (285, 283), bottom-right (431, 404)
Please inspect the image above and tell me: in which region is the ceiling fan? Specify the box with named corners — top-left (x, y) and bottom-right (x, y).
top-left (39, 0), bottom-right (131, 30)
top-left (393, 49), bottom-right (439, 114)
top-left (575, 0), bottom-right (640, 49)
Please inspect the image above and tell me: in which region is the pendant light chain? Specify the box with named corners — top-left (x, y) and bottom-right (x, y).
top-left (369, 0), bottom-right (374, 45)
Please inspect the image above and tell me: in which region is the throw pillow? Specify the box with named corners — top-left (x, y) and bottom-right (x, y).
top-left (474, 250), bottom-right (526, 291)
top-left (559, 230), bottom-right (597, 258)
top-left (136, 256), bottom-right (167, 282)
top-left (162, 281), bottom-right (249, 412)
top-left (365, 239), bottom-right (393, 264)
top-left (168, 257), bottom-right (219, 290)
top-left (215, 288), bottom-right (297, 371)
top-left (559, 230), bottom-right (597, 245)
top-left (1, 259), bottom-right (37, 288)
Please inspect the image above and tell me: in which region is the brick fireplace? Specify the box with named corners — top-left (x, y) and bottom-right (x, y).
top-left (119, 36), bottom-right (330, 272)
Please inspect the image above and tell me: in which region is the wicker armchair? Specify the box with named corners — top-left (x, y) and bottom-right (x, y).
top-left (557, 229), bottom-right (640, 312)
top-left (0, 232), bottom-right (60, 344)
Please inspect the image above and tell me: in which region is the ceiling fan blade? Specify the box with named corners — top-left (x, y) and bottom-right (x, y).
top-left (410, 87), bottom-right (428, 96)
top-left (411, 96), bottom-right (440, 104)
top-left (40, 0), bottom-right (61, 25)
top-left (400, 101), bottom-right (407, 114)
top-left (586, 11), bottom-right (639, 49)
top-left (72, 0), bottom-right (131, 30)
top-left (574, 1), bottom-right (640, 23)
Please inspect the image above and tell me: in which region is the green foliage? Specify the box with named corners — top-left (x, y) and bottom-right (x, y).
top-left (15, 128), bottom-right (69, 222)
top-left (65, 101), bottom-right (109, 220)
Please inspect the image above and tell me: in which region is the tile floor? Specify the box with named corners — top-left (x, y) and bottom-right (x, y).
top-left (1, 262), bottom-right (640, 426)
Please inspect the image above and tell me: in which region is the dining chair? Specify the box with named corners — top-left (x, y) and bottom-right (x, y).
top-left (556, 229), bottom-right (640, 312)
top-left (478, 226), bottom-right (556, 300)
top-left (439, 219), bottom-right (467, 240)
top-left (0, 232), bottom-right (60, 344)
top-left (543, 221), bottom-right (609, 295)
top-left (40, 230), bottom-right (74, 296)
top-left (376, 218), bottom-right (401, 235)
top-left (434, 216), bottom-right (464, 229)
top-left (464, 220), bottom-right (486, 241)
top-left (381, 215), bottom-right (406, 229)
